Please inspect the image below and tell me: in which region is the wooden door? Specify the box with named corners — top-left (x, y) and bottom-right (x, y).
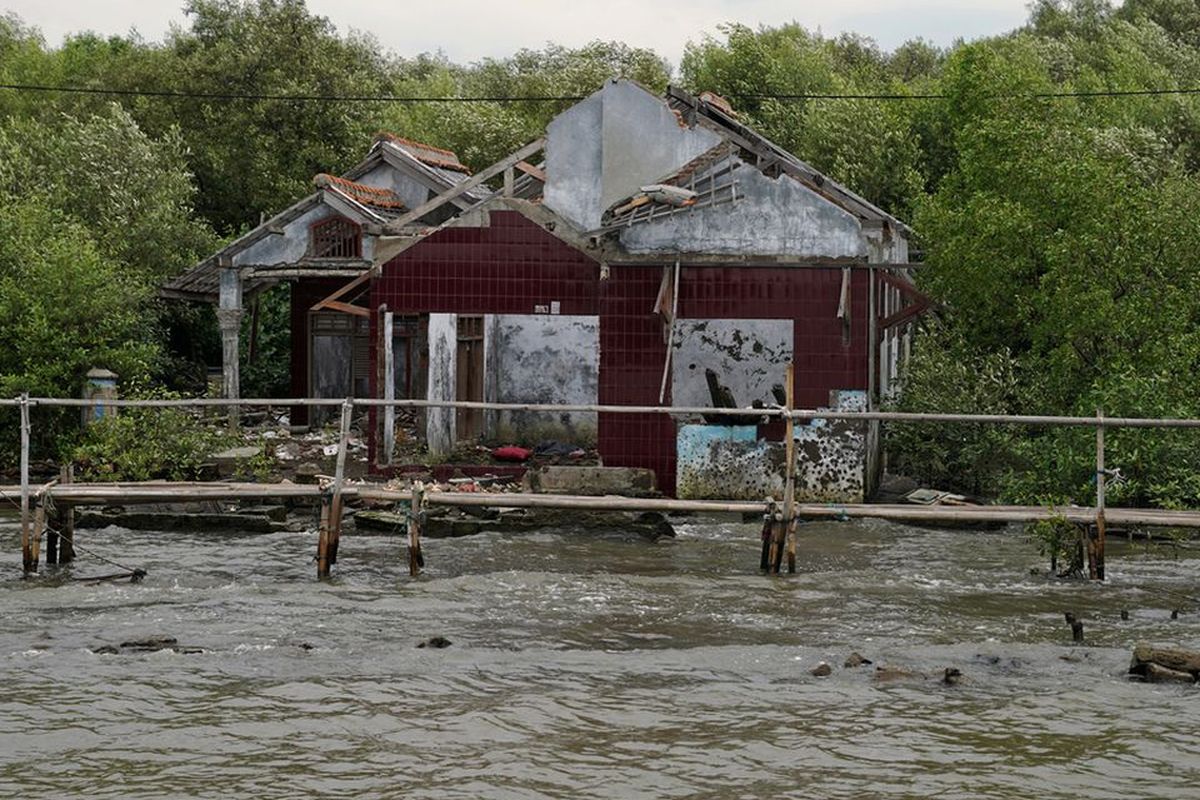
top-left (456, 316), bottom-right (484, 441)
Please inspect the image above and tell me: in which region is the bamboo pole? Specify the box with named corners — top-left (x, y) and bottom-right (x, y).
top-left (328, 399), bottom-right (353, 567)
top-left (408, 481), bottom-right (425, 577)
top-left (16, 393), bottom-right (1200, 432)
top-left (1095, 410), bottom-right (1107, 581)
top-left (19, 394), bottom-right (32, 575)
top-left (784, 364), bottom-right (797, 574)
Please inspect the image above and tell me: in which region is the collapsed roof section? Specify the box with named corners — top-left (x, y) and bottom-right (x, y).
top-left (164, 135), bottom-right (481, 301)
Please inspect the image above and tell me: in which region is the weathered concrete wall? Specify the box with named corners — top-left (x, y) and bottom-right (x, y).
top-left (233, 203), bottom-right (336, 266)
top-left (544, 80), bottom-right (721, 231)
top-left (425, 313), bottom-right (457, 457)
top-left (356, 158), bottom-right (435, 214)
top-left (793, 390), bottom-right (869, 503)
top-left (672, 319), bottom-right (793, 410)
top-left (620, 164), bottom-right (866, 259)
top-left (676, 390), bottom-right (870, 503)
top-left (676, 425), bottom-right (786, 501)
top-left (489, 314), bottom-right (599, 444)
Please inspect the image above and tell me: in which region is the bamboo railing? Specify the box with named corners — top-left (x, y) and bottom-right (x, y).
top-left (4, 394), bottom-right (1200, 581)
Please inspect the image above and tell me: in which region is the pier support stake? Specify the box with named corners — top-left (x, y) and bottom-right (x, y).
top-left (408, 481), bottom-right (425, 577)
top-left (316, 493), bottom-right (333, 579)
top-left (328, 399), bottom-right (353, 568)
top-left (19, 394), bottom-right (32, 575)
top-left (1094, 410), bottom-right (1106, 581)
top-left (783, 364), bottom-right (797, 574)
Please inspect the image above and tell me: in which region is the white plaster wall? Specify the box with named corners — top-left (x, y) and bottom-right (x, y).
top-left (620, 166), bottom-right (867, 259)
top-left (544, 80), bottom-right (721, 231)
top-left (425, 313), bottom-right (457, 457)
top-left (233, 203), bottom-right (336, 266)
top-left (491, 314), bottom-right (599, 444)
top-left (672, 319), bottom-right (794, 409)
top-left (355, 158), bottom-right (434, 213)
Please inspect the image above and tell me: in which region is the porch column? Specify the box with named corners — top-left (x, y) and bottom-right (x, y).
top-left (217, 263), bottom-right (243, 430)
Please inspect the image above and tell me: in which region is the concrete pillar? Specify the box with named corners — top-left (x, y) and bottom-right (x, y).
top-left (425, 313), bottom-right (456, 458)
top-left (217, 265), bottom-right (243, 430)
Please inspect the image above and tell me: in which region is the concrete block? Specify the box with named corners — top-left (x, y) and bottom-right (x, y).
top-left (524, 465), bottom-right (657, 496)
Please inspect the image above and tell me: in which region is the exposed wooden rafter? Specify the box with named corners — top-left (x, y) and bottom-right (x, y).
top-left (381, 138), bottom-right (546, 234)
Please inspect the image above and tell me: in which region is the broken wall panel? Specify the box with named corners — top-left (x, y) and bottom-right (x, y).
top-left (676, 391), bottom-right (871, 503)
top-left (676, 425), bottom-right (786, 501)
top-left (619, 165), bottom-right (867, 259)
top-left (671, 318), bottom-right (793, 411)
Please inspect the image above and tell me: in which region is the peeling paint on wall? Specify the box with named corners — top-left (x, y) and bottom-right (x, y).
top-left (672, 319), bottom-right (793, 410)
top-left (620, 165), bottom-right (867, 259)
top-left (793, 391), bottom-right (869, 503)
top-left (426, 313), bottom-right (456, 457)
top-left (490, 314), bottom-right (600, 445)
top-left (676, 425), bottom-right (786, 501)
top-left (675, 390), bottom-right (870, 503)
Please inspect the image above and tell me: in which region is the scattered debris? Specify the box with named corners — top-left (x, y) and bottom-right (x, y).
top-left (92, 636), bottom-right (203, 655)
top-left (942, 667), bottom-right (964, 686)
top-left (1129, 643), bottom-right (1200, 683)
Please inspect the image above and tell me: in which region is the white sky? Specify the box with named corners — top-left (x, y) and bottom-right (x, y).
top-left (4, 0), bottom-right (1031, 68)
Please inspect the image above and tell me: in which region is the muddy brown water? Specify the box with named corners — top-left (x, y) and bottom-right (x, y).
top-left (1, 514), bottom-right (1198, 799)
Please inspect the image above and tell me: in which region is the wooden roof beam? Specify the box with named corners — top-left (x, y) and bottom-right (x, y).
top-left (381, 138), bottom-right (545, 234)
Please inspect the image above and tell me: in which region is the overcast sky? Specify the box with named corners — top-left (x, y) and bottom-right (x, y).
top-left (5, 1), bottom-right (1032, 68)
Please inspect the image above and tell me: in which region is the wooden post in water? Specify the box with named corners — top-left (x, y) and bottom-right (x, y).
top-left (59, 466), bottom-right (75, 564)
top-left (316, 494), bottom-right (332, 578)
top-left (1095, 409), bottom-right (1107, 581)
top-left (783, 364), bottom-right (797, 574)
top-left (30, 501), bottom-right (45, 571)
top-left (408, 480), bottom-right (425, 577)
top-left (328, 399), bottom-right (353, 568)
top-left (19, 394), bottom-right (32, 575)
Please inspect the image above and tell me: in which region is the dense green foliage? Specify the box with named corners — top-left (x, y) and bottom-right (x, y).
top-left (3, 0), bottom-right (1200, 506)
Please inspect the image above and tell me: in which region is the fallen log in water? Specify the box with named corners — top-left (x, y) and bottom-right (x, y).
top-left (1129, 643), bottom-right (1200, 683)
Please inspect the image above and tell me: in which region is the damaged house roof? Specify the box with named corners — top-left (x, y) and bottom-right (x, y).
top-left (374, 80), bottom-right (908, 267)
top-left (163, 135), bottom-right (480, 301)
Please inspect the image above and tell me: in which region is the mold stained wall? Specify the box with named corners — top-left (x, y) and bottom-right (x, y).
top-left (426, 313), bottom-right (457, 456)
top-left (619, 163), bottom-right (867, 259)
top-left (231, 200), bottom-right (379, 266)
top-left (486, 314), bottom-right (600, 445)
top-left (233, 203), bottom-right (335, 266)
top-left (676, 391), bottom-right (871, 503)
top-left (544, 80), bottom-right (722, 231)
top-left (671, 319), bottom-right (794, 409)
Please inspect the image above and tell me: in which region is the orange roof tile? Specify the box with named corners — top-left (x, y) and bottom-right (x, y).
top-left (373, 131), bottom-right (472, 174)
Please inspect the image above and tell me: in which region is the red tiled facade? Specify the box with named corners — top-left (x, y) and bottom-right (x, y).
top-left (370, 212), bottom-right (870, 494)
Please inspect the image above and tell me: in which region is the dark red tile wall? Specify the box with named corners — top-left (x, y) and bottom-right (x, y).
top-left (365, 211), bottom-right (870, 494)
top-left (371, 211), bottom-right (599, 316)
top-left (599, 266), bottom-right (870, 492)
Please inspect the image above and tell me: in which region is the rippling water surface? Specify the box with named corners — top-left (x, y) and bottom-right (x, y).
top-left (1, 513), bottom-right (1198, 799)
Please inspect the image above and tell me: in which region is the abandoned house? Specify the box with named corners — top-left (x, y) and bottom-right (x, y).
top-left (167, 79), bottom-right (924, 502)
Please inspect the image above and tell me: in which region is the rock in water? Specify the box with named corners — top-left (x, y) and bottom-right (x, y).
top-left (1142, 663), bottom-right (1196, 684)
top-left (417, 636), bottom-right (452, 649)
top-left (844, 652), bottom-right (873, 668)
top-left (810, 661), bottom-right (832, 677)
